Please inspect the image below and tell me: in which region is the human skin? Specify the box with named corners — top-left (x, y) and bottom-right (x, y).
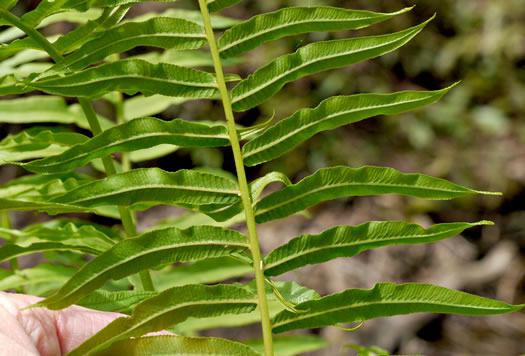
top-left (0, 292), bottom-right (123, 356)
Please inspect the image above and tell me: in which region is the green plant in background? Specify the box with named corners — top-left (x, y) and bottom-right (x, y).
top-left (0, 1), bottom-right (522, 355)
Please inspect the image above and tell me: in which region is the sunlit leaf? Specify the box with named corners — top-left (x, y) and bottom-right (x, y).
top-left (0, 263), bottom-right (76, 291)
top-left (0, 96), bottom-right (114, 130)
top-left (0, 62), bottom-right (51, 79)
top-left (242, 86), bottom-right (454, 166)
top-left (0, 8), bottom-right (102, 44)
top-left (0, 127), bottom-right (88, 163)
top-left (250, 171), bottom-right (292, 201)
top-left (0, 44), bottom-right (49, 69)
top-left (123, 95), bottom-right (189, 120)
top-left (128, 145), bottom-right (178, 162)
top-left (0, 172), bottom-right (93, 201)
top-left (230, 18), bottom-right (432, 112)
top-left (132, 48), bottom-right (244, 68)
top-left (237, 113), bottom-right (275, 140)
top-left (219, 6), bottom-right (412, 58)
top-left (0, 37), bottom-right (42, 61)
top-left (0, 218), bottom-right (118, 249)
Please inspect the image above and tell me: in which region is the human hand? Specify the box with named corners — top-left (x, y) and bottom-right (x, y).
top-left (0, 291), bottom-right (123, 356)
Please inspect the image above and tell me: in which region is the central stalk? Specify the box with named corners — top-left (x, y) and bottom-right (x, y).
top-left (197, 1), bottom-right (274, 355)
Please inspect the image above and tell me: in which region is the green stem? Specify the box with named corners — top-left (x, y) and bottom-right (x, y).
top-left (0, 8), bottom-right (62, 63)
top-left (1, 212), bottom-right (11, 230)
top-left (114, 91), bottom-right (131, 172)
top-left (0, 9), bottom-right (154, 292)
top-left (1, 212), bottom-right (24, 292)
top-left (1, 212), bottom-right (18, 272)
top-left (197, 1), bottom-right (274, 355)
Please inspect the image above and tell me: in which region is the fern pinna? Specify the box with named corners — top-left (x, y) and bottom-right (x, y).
top-left (0, 1), bottom-right (522, 355)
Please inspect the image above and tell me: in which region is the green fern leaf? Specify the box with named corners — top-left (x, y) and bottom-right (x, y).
top-left (230, 17), bottom-right (433, 111)
top-left (123, 95), bottom-right (189, 120)
top-left (0, 263), bottom-right (76, 291)
top-left (66, 284), bottom-right (257, 355)
top-left (0, 172), bottom-right (92, 201)
top-left (8, 0), bottom-right (80, 28)
top-left (151, 257), bottom-right (252, 291)
top-left (0, 198), bottom-right (99, 214)
top-left (46, 18), bottom-right (206, 75)
top-left (77, 290), bottom-right (157, 312)
top-left (0, 96), bottom-right (114, 129)
top-left (0, 219), bottom-right (117, 251)
top-left (32, 226), bottom-right (249, 310)
top-left (0, 242), bottom-right (102, 263)
top-left (242, 86), bottom-right (454, 166)
top-left (218, 6), bottom-right (412, 58)
top-left (207, 0), bottom-right (243, 13)
top-left (1, 0), bottom-right (170, 29)
top-left (254, 166), bottom-right (499, 223)
top-left (0, 127), bottom-right (88, 163)
top-left (1, 6), bottom-right (130, 60)
top-left (131, 8), bottom-right (239, 29)
top-left (96, 335), bottom-right (261, 356)
top-left (172, 280), bottom-right (319, 333)
top-left (30, 59), bottom-right (219, 99)
top-left (0, 37), bottom-right (43, 60)
top-left (0, 173), bottom-right (115, 215)
top-left (50, 168), bottom-right (240, 208)
top-left (264, 221), bottom-right (492, 276)
top-left (189, 171), bottom-right (292, 222)
top-left (19, 118), bottom-right (230, 174)
top-left (0, 0), bottom-right (17, 11)
top-left (26, 218), bottom-right (116, 240)
top-left (54, 5), bottom-right (132, 56)
top-left (0, 73), bottom-right (32, 96)
top-left (272, 282), bottom-right (524, 333)
top-left (0, 8), bottom-right (102, 42)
